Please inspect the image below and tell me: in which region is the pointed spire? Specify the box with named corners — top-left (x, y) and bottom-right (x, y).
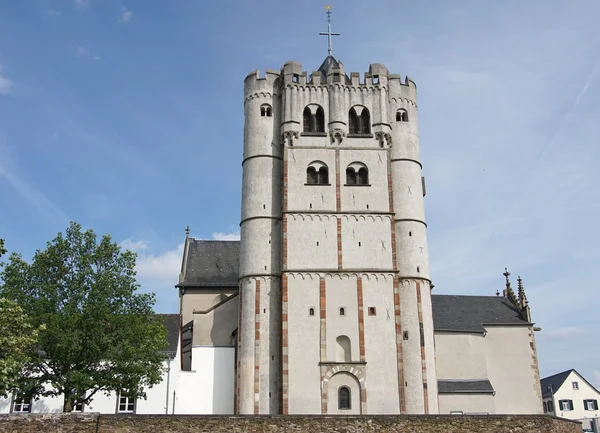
top-left (503, 267), bottom-right (511, 289)
top-left (517, 275), bottom-right (528, 308)
top-left (502, 267), bottom-right (518, 305)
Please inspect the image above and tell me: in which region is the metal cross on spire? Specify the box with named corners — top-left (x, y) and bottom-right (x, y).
top-left (319, 5), bottom-right (340, 57)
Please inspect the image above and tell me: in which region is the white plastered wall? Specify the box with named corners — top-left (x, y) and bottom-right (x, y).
top-left (438, 394), bottom-right (495, 414)
top-left (326, 275), bottom-right (359, 362)
top-left (286, 215), bottom-right (337, 271)
top-left (361, 274), bottom-right (400, 414)
top-left (287, 274), bottom-right (321, 414)
top-left (174, 347), bottom-right (235, 414)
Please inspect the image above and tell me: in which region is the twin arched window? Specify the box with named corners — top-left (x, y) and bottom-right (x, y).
top-left (303, 105), bottom-right (325, 133)
top-left (349, 106), bottom-right (371, 134)
top-left (346, 162), bottom-right (369, 185)
top-left (306, 161), bottom-right (329, 185)
top-left (396, 109), bottom-right (408, 122)
top-left (260, 104), bottom-right (272, 117)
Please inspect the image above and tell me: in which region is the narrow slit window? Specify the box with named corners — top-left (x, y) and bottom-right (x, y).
top-left (338, 387), bottom-right (351, 410)
top-left (339, 307), bottom-right (345, 316)
top-left (368, 307), bottom-right (376, 316)
top-left (309, 308), bottom-right (315, 316)
top-left (373, 75), bottom-right (379, 84)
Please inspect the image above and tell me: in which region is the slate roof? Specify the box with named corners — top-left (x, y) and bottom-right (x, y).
top-left (178, 239), bottom-right (240, 288)
top-left (317, 55), bottom-right (351, 84)
top-left (156, 313), bottom-right (181, 353)
top-left (431, 294), bottom-right (530, 333)
top-left (438, 379), bottom-right (495, 394)
top-left (540, 369), bottom-right (600, 398)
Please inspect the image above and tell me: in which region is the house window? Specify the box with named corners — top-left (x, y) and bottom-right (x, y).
top-left (118, 392), bottom-right (135, 413)
top-left (396, 109), bottom-right (408, 122)
top-left (543, 401), bottom-right (547, 412)
top-left (302, 105), bottom-right (325, 133)
top-left (338, 386), bottom-right (351, 410)
top-left (547, 400), bottom-right (553, 412)
top-left (584, 399), bottom-right (599, 411)
top-left (348, 107), bottom-right (371, 134)
top-left (572, 381), bottom-right (579, 390)
top-left (345, 163), bottom-right (369, 186)
top-left (12, 394), bottom-right (32, 413)
top-left (260, 104), bottom-right (272, 117)
top-left (306, 162), bottom-right (329, 185)
top-left (72, 400), bottom-right (84, 412)
top-left (559, 399), bottom-right (573, 411)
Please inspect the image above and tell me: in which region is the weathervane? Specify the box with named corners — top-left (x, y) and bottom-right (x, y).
top-left (319, 5), bottom-right (340, 57)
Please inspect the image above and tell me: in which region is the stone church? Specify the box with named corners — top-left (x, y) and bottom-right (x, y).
top-left (176, 53), bottom-right (543, 415)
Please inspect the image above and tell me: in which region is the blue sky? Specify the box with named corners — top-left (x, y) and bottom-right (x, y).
top-left (1, 0), bottom-right (599, 385)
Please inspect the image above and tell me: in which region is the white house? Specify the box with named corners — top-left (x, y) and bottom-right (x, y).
top-left (0, 314), bottom-right (183, 415)
top-left (541, 369), bottom-right (600, 432)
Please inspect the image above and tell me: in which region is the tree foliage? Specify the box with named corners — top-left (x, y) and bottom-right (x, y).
top-left (0, 299), bottom-right (42, 397)
top-left (0, 238), bottom-right (6, 257)
top-left (0, 222), bottom-right (168, 411)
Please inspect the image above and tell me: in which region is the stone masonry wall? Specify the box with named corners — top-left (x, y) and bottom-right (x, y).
top-left (0, 414), bottom-right (582, 433)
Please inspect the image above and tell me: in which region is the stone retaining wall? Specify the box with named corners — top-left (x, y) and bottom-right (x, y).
top-left (0, 413), bottom-right (582, 433)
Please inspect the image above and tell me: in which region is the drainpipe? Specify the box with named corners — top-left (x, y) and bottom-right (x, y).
top-left (164, 356), bottom-right (172, 414)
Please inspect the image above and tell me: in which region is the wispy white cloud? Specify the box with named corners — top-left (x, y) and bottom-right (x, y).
top-left (212, 232), bottom-right (240, 241)
top-left (574, 62), bottom-right (599, 107)
top-left (120, 239), bottom-right (183, 283)
top-left (74, 0), bottom-right (89, 10)
top-left (0, 65), bottom-right (13, 95)
top-left (120, 9), bottom-right (133, 24)
top-left (0, 142), bottom-right (68, 223)
top-left (76, 46), bottom-right (101, 61)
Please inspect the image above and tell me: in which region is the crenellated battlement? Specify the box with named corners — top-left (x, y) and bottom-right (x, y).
top-left (247, 60), bottom-right (417, 103)
top-left (244, 69), bottom-right (281, 100)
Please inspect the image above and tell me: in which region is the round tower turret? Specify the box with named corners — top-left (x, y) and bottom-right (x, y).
top-left (388, 75), bottom-right (439, 414)
top-left (238, 69), bottom-right (282, 415)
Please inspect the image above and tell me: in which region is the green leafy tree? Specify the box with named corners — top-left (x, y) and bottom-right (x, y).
top-left (0, 298), bottom-right (43, 397)
top-left (0, 222), bottom-right (168, 412)
top-left (0, 238), bottom-right (6, 257)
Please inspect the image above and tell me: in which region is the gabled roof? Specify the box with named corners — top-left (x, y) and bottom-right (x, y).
top-left (438, 379), bottom-right (495, 394)
top-left (541, 369), bottom-right (600, 398)
top-left (431, 294), bottom-right (531, 333)
top-left (156, 313), bottom-right (181, 353)
top-left (177, 239), bottom-right (240, 288)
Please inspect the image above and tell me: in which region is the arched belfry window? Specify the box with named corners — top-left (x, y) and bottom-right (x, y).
top-left (260, 104), bottom-right (272, 117)
top-left (345, 162), bottom-right (369, 186)
top-left (303, 105), bottom-right (325, 133)
top-left (338, 387), bottom-right (351, 410)
top-left (396, 109), bottom-right (408, 122)
top-left (349, 106), bottom-right (371, 134)
top-left (306, 161), bottom-right (329, 185)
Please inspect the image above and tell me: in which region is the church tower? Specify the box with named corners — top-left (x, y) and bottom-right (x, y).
top-left (238, 9), bottom-right (438, 415)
